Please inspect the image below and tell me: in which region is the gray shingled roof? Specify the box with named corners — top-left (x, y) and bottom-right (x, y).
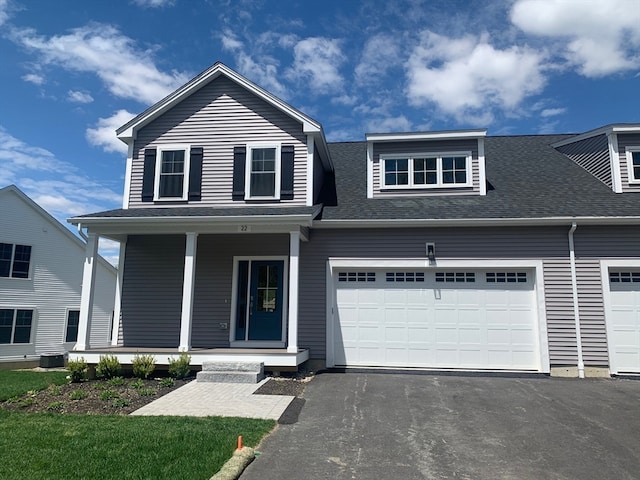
top-left (321, 134), bottom-right (640, 220)
top-left (73, 205), bottom-right (320, 220)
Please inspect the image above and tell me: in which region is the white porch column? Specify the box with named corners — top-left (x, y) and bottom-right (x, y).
top-left (179, 232), bottom-right (198, 352)
top-left (287, 230), bottom-right (300, 353)
top-left (75, 233), bottom-right (99, 351)
top-left (110, 240), bottom-right (126, 346)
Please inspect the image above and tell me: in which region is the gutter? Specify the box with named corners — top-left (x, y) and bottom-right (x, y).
top-left (568, 222), bottom-right (585, 379)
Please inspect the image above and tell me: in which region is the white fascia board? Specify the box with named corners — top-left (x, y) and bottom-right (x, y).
top-left (366, 129), bottom-right (487, 143)
top-left (608, 133), bottom-right (623, 193)
top-left (552, 124), bottom-right (640, 149)
top-left (313, 216), bottom-right (640, 228)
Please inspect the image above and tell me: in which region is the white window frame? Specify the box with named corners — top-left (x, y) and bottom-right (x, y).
top-left (0, 307), bottom-right (35, 345)
top-left (245, 143), bottom-right (281, 200)
top-left (380, 151), bottom-right (472, 189)
top-left (625, 147), bottom-right (640, 184)
top-left (0, 243), bottom-right (32, 280)
top-left (154, 144), bottom-right (191, 201)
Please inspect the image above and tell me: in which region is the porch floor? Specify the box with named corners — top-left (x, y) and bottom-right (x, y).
top-left (69, 346), bottom-right (310, 369)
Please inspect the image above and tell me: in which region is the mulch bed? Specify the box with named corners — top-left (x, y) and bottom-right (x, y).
top-left (1, 377), bottom-right (191, 415)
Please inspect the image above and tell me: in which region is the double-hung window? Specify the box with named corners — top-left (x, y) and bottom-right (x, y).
top-left (382, 152), bottom-right (471, 189)
top-left (65, 310), bottom-right (80, 343)
top-left (626, 148), bottom-right (640, 184)
top-left (0, 243), bottom-right (32, 279)
top-left (0, 309), bottom-right (33, 344)
top-left (155, 145), bottom-right (190, 200)
top-left (245, 145), bottom-right (281, 199)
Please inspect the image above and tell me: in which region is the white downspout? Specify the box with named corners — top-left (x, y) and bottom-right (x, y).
top-left (77, 223), bottom-right (88, 241)
top-left (568, 222), bottom-right (585, 378)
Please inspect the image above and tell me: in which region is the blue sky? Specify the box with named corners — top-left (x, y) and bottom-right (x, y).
top-left (1, 0), bottom-right (639, 263)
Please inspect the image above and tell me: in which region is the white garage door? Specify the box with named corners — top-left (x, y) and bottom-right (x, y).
top-left (608, 271), bottom-right (640, 374)
top-left (333, 269), bottom-right (541, 371)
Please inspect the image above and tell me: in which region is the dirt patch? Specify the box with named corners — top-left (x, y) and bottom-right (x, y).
top-left (254, 369), bottom-right (315, 398)
top-left (1, 377), bottom-right (191, 415)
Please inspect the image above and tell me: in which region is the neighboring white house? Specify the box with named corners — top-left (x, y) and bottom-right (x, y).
top-left (0, 185), bottom-right (116, 364)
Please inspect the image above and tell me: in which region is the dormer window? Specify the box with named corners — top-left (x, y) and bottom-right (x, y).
top-left (626, 148), bottom-right (640, 183)
top-left (381, 152), bottom-right (472, 189)
top-left (154, 145), bottom-right (191, 200)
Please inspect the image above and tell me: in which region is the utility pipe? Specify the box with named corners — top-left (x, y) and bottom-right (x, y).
top-left (568, 222), bottom-right (585, 378)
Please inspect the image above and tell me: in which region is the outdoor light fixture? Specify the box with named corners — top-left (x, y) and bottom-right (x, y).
top-left (426, 242), bottom-right (436, 262)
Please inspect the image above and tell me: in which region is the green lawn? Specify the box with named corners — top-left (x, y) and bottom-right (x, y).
top-left (0, 410), bottom-right (274, 479)
top-left (0, 370), bottom-right (69, 401)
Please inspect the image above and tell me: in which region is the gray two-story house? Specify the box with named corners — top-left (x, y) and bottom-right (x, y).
top-left (69, 62), bottom-right (640, 377)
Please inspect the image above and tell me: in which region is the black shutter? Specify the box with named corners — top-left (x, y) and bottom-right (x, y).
top-left (280, 144), bottom-right (295, 200)
top-left (188, 147), bottom-right (203, 201)
top-left (142, 148), bottom-right (157, 202)
top-left (232, 145), bottom-right (246, 201)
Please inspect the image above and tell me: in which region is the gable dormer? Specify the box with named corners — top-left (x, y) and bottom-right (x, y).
top-left (366, 129), bottom-right (487, 198)
top-left (116, 63), bottom-right (333, 209)
top-left (552, 124), bottom-right (640, 194)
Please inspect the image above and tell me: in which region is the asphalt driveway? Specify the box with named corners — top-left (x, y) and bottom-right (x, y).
top-left (241, 372), bottom-right (640, 480)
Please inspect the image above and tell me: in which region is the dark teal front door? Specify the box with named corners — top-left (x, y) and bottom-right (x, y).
top-left (235, 260), bottom-right (284, 342)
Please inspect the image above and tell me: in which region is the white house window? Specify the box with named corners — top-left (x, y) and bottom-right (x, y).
top-left (627, 148), bottom-right (640, 183)
top-left (65, 310), bottom-right (80, 342)
top-left (155, 145), bottom-right (190, 200)
top-left (246, 145), bottom-right (280, 199)
top-left (0, 308), bottom-right (33, 344)
top-left (0, 243), bottom-right (32, 279)
top-left (382, 152), bottom-right (471, 189)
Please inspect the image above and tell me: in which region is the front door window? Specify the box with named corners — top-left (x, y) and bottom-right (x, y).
top-left (235, 260), bottom-right (284, 342)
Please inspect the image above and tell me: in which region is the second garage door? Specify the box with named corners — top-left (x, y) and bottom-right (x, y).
top-left (333, 268), bottom-right (542, 371)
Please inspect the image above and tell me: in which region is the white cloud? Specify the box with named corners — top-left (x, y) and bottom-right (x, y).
top-left (22, 73), bottom-right (44, 85)
top-left (10, 24), bottom-right (189, 105)
top-left (406, 31), bottom-right (546, 125)
top-left (131, 0), bottom-right (175, 7)
top-left (286, 37), bottom-right (345, 94)
top-left (86, 110), bottom-right (136, 155)
top-left (67, 90), bottom-right (94, 103)
top-left (355, 34), bottom-right (402, 85)
top-left (511, 0), bottom-right (640, 77)
top-left (0, 0), bottom-right (10, 27)
top-left (540, 107), bottom-right (566, 118)
top-left (365, 115), bottom-right (412, 133)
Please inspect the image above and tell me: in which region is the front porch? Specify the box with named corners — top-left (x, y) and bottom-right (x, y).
top-left (69, 346), bottom-right (310, 369)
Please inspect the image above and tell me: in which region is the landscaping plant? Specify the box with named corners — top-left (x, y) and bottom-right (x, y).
top-left (67, 357), bottom-right (88, 383)
top-left (95, 354), bottom-right (121, 379)
top-left (132, 354), bottom-right (156, 379)
top-left (168, 352), bottom-right (191, 379)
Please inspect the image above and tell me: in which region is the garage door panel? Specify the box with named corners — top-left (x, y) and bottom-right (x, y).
top-left (334, 268), bottom-right (540, 370)
top-left (608, 271), bottom-right (640, 373)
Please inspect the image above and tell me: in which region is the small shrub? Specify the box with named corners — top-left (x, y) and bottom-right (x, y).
top-left (132, 354), bottom-right (156, 379)
top-left (69, 389), bottom-right (88, 401)
top-left (99, 390), bottom-right (119, 401)
top-left (96, 354), bottom-right (121, 379)
top-left (50, 385), bottom-right (63, 396)
top-left (158, 377), bottom-right (175, 388)
top-left (107, 376), bottom-right (126, 387)
top-left (112, 398), bottom-right (130, 408)
top-left (138, 388), bottom-right (157, 397)
top-left (67, 357), bottom-right (88, 383)
top-left (168, 353), bottom-right (191, 379)
top-left (92, 383), bottom-right (107, 391)
top-left (19, 398), bottom-right (34, 408)
top-left (47, 401), bottom-right (65, 412)
top-left (129, 378), bottom-right (145, 389)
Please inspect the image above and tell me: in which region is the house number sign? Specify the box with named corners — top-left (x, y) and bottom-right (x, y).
top-left (238, 225), bottom-right (251, 232)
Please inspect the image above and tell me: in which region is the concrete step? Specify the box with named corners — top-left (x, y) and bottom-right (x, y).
top-left (196, 370), bottom-right (265, 383)
top-left (201, 361), bottom-right (264, 373)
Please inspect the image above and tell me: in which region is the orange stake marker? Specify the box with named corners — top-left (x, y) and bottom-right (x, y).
top-left (237, 435), bottom-right (243, 450)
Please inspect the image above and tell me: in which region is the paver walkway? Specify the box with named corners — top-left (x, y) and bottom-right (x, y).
top-left (131, 379), bottom-right (294, 420)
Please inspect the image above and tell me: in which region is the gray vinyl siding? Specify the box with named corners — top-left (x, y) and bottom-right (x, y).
top-left (298, 226), bottom-right (578, 365)
top-left (555, 134), bottom-right (612, 188)
top-left (371, 139), bottom-right (480, 197)
top-left (617, 133), bottom-right (640, 192)
top-left (120, 235), bottom-right (185, 347)
top-left (575, 259), bottom-right (607, 366)
top-left (128, 76), bottom-right (308, 207)
top-left (191, 234), bottom-right (289, 347)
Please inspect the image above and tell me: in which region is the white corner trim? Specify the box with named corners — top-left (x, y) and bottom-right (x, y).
top-left (325, 257), bottom-right (550, 373)
top-left (122, 141), bottom-right (134, 209)
top-left (306, 136), bottom-right (315, 207)
top-left (608, 133), bottom-right (623, 193)
top-left (366, 142), bottom-right (374, 198)
top-left (478, 138), bottom-right (487, 196)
